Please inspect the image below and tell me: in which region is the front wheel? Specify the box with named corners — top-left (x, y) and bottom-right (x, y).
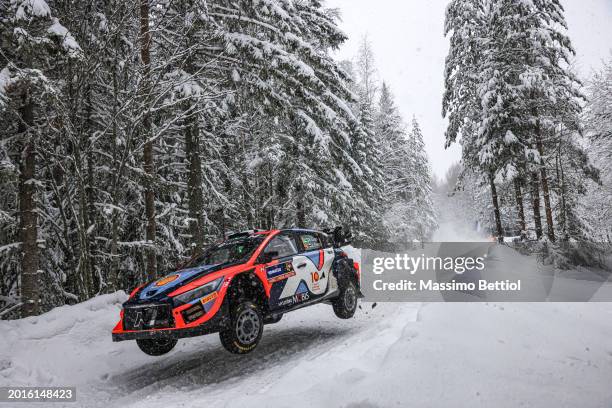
top-left (136, 338), bottom-right (177, 356)
top-left (333, 280), bottom-right (358, 319)
top-left (219, 301), bottom-right (263, 354)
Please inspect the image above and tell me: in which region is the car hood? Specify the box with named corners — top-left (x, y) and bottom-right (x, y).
top-left (125, 263), bottom-right (224, 305)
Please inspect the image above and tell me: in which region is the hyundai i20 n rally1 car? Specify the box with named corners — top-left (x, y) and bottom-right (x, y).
top-left (112, 228), bottom-right (361, 355)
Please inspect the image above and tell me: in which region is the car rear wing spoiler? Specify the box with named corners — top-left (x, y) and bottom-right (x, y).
top-left (226, 229), bottom-right (264, 239)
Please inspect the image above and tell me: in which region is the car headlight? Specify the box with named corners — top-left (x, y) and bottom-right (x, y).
top-left (173, 277), bottom-right (223, 306)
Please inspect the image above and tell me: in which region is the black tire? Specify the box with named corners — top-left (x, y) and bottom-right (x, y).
top-left (219, 301), bottom-right (263, 354)
top-left (136, 338), bottom-right (177, 356)
top-left (333, 279), bottom-right (358, 319)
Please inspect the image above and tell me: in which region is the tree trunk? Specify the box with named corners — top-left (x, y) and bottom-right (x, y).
top-left (109, 199), bottom-right (120, 290)
top-left (73, 130), bottom-right (94, 299)
top-left (47, 159), bottom-right (76, 301)
top-left (108, 36), bottom-right (121, 292)
top-left (296, 200), bottom-right (305, 228)
top-left (295, 181), bottom-right (306, 228)
top-left (143, 123), bottom-right (156, 279)
top-left (85, 86), bottom-right (99, 292)
top-left (140, 0), bottom-right (156, 279)
top-left (556, 151), bottom-right (568, 240)
top-left (489, 175), bottom-right (503, 242)
top-left (267, 169), bottom-right (274, 229)
top-left (217, 208), bottom-right (226, 239)
top-left (513, 178), bottom-right (526, 239)
top-left (185, 109), bottom-right (205, 255)
top-left (109, 128), bottom-right (119, 288)
top-left (530, 172), bottom-right (543, 239)
top-left (536, 137), bottom-right (555, 242)
top-left (18, 94), bottom-right (39, 317)
top-left (76, 157), bottom-right (94, 299)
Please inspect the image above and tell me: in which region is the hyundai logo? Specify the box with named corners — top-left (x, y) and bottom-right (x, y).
top-left (132, 311), bottom-right (145, 328)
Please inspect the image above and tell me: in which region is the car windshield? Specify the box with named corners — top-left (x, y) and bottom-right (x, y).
top-left (186, 236), bottom-right (264, 268)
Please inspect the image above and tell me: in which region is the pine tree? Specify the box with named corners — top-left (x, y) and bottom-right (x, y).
top-left (520, 0), bottom-right (583, 243)
top-left (408, 118), bottom-right (438, 242)
top-left (585, 59), bottom-right (612, 242)
top-left (377, 83), bottom-right (411, 244)
top-left (351, 38), bottom-right (386, 245)
top-left (376, 85), bottom-right (437, 245)
top-left (138, 0), bottom-right (156, 279)
top-left (444, 0), bottom-right (506, 240)
top-left (1, 0), bottom-right (82, 315)
top-left (444, 0), bottom-right (594, 250)
top-left (377, 83), bottom-right (404, 161)
top-left (443, 0), bottom-right (485, 149)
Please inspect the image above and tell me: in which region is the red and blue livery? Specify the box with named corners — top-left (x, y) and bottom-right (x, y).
top-left (112, 228), bottom-right (360, 355)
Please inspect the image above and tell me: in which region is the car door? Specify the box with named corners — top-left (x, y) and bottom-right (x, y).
top-left (293, 231), bottom-right (335, 297)
top-left (260, 232), bottom-right (309, 310)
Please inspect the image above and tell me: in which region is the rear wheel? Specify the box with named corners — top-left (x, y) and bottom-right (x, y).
top-left (136, 338), bottom-right (177, 356)
top-left (219, 301), bottom-right (263, 354)
top-left (333, 279), bottom-right (358, 319)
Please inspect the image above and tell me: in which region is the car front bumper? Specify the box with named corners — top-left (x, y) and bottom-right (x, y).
top-left (112, 301), bottom-right (230, 342)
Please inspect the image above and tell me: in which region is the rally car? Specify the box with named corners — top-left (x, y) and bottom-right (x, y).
top-left (112, 228), bottom-right (361, 355)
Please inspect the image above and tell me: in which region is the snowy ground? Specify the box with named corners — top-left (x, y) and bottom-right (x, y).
top-left (433, 219), bottom-right (488, 242)
top-left (1, 234), bottom-right (612, 407)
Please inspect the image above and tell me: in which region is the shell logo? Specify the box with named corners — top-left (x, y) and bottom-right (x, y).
top-left (154, 274), bottom-right (179, 287)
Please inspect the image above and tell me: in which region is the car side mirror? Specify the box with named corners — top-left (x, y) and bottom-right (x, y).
top-left (259, 251), bottom-right (278, 264)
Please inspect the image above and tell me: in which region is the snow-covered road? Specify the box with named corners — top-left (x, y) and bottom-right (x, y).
top-left (1, 244), bottom-right (612, 408)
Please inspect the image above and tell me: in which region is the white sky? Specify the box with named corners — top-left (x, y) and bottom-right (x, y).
top-left (326, 0), bottom-right (612, 179)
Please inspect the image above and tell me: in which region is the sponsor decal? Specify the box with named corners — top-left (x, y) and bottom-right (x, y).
top-left (266, 265), bottom-right (284, 277)
top-left (300, 234), bottom-right (321, 251)
top-left (266, 262), bottom-right (295, 282)
top-left (268, 271), bottom-right (296, 283)
top-left (154, 274), bottom-right (179, 287)
top-left (200, 291), bottom-right (218, 305)
top-left (311, 271), bottom-right (325, 291)
top-left (277, 292), bottom-right (310, 308)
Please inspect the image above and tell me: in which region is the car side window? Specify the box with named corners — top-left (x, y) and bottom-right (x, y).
top-left (263, 234), bottom-right (298, 259)
top-left (299, 233), bottom-right (322, 252)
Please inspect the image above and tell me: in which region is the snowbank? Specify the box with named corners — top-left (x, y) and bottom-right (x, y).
top-left (0, 292), bottom-right (129, 387)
